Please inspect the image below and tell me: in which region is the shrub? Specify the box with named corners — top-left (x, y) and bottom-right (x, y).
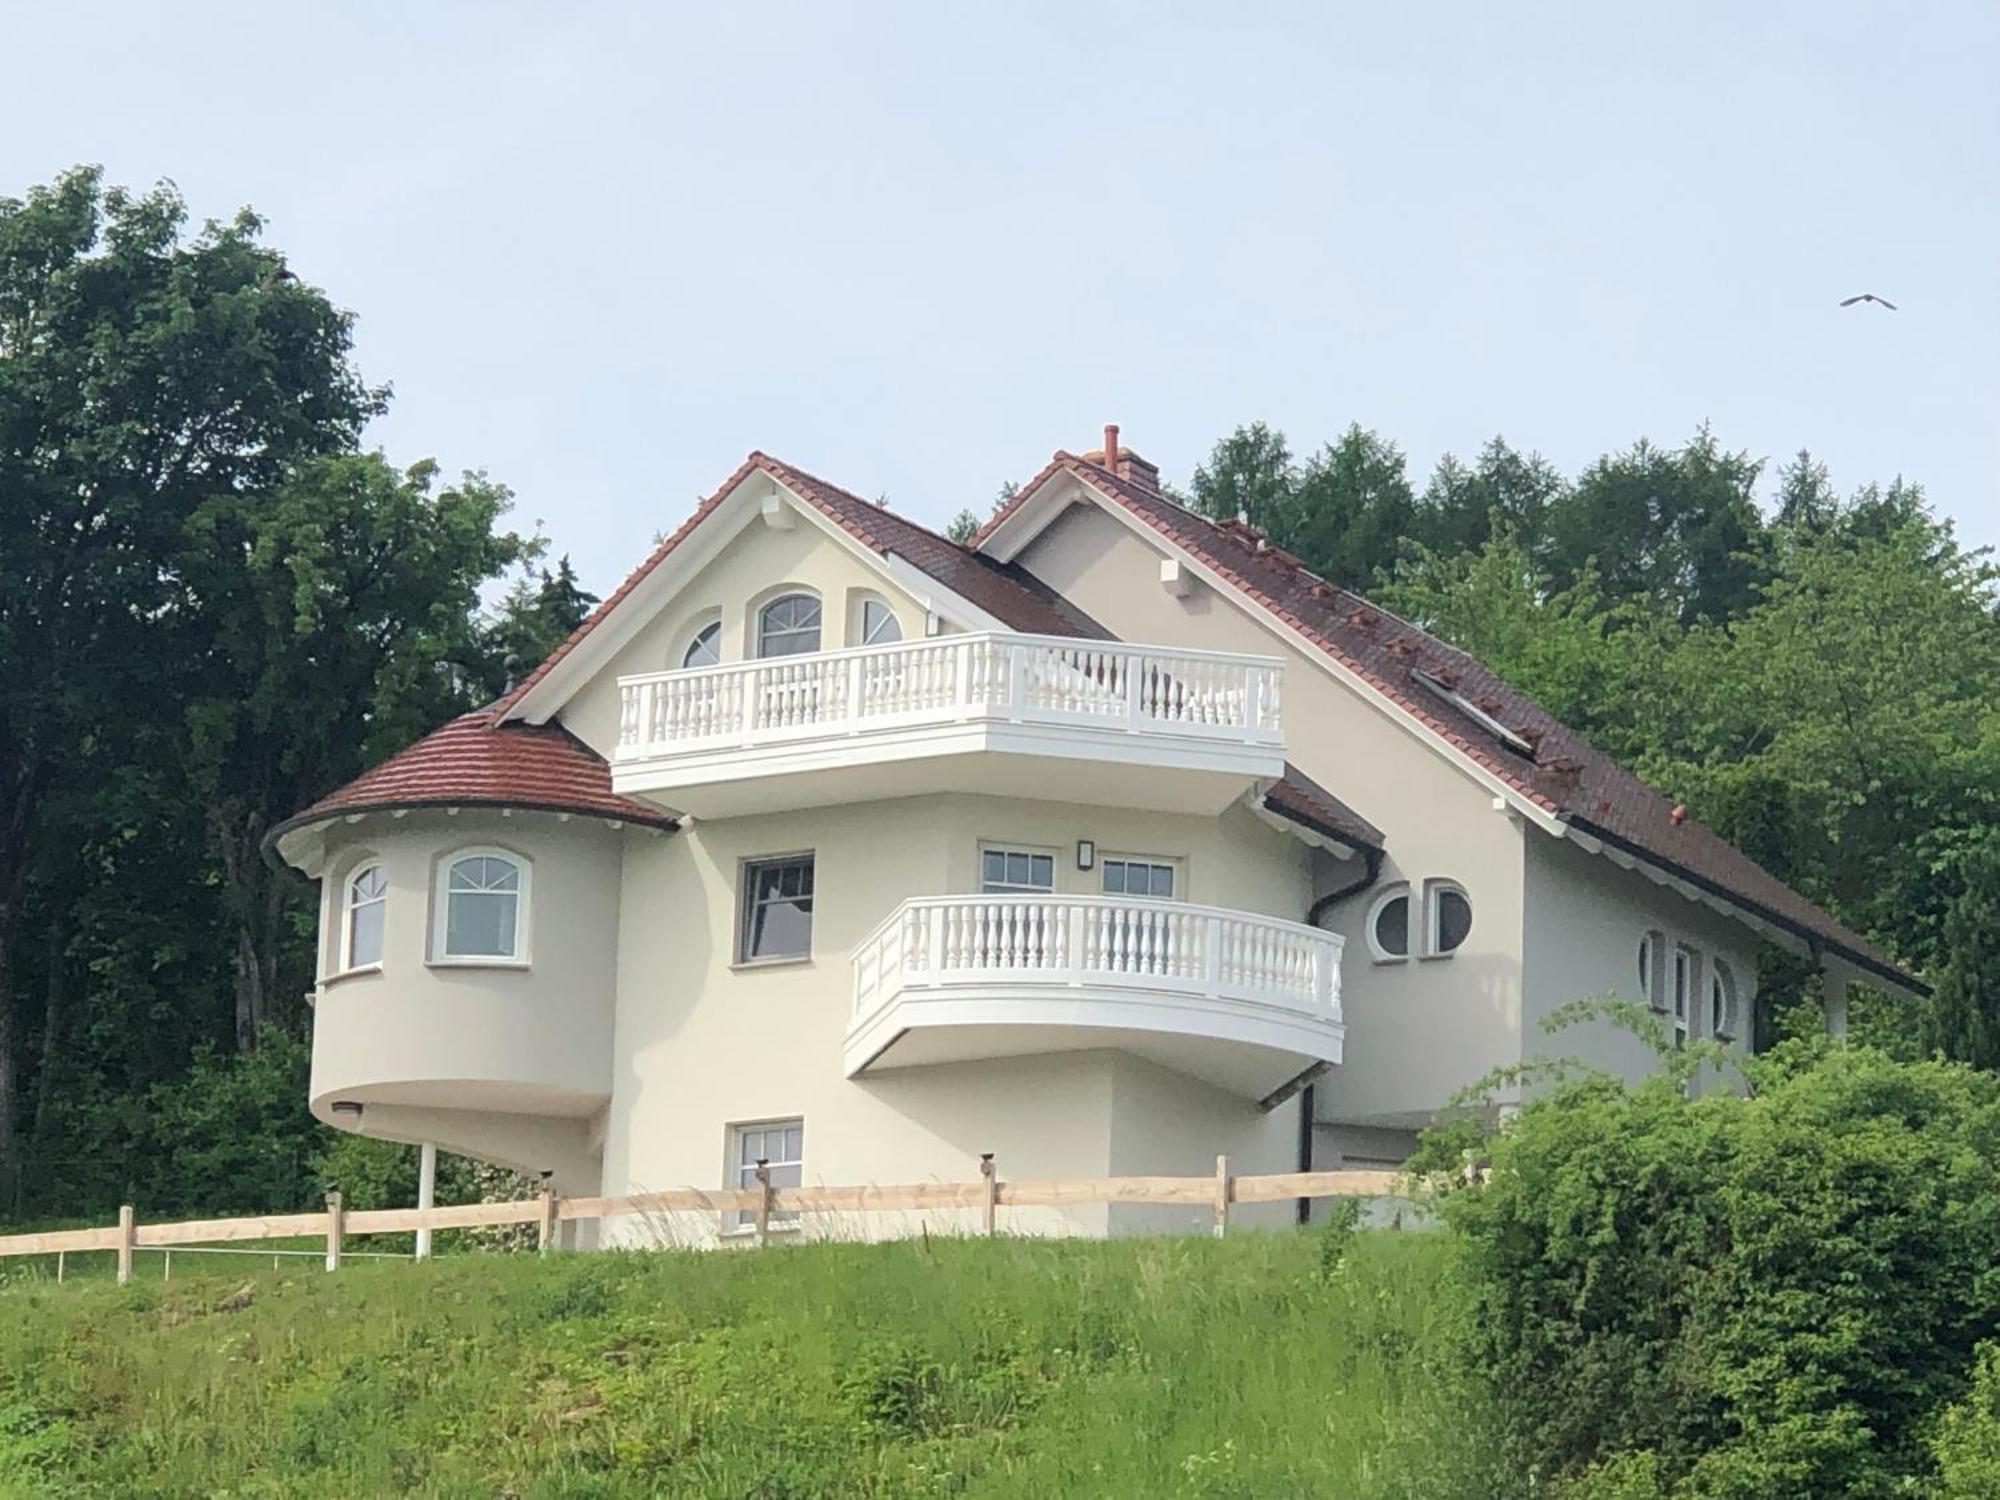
top-left (1420, 1027), bottom-right (2000, 1496)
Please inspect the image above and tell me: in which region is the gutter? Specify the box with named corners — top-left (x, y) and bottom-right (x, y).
top-left (1296, 845), bottom-right (1387, 1224)
top-left (1560, 814), bottom-right (1927, 999)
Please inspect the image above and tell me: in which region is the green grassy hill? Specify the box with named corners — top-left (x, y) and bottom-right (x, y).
top-left (0, 1229), bottom-right (1495, 1499)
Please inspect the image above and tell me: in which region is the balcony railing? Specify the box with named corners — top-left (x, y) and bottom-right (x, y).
top-left (616, 632), bottom-right (1283, 760)
top-left (851, 894), bottom-right (1342, 1029)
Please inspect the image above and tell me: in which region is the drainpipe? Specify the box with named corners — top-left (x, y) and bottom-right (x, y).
top-left (1299, 846), bottom-right (1384, 1224)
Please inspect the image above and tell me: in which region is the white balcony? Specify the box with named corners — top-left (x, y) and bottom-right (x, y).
top-left (612, 632), bottom-right (1285, 818)
top-left (847, 894), bottom-right (1343, 1100)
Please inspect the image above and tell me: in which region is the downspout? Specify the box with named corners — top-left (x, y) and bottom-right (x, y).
top-left (1298, 845), bottom-right (1385, 1224)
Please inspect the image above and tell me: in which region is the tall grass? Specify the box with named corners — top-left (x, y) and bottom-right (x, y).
top-left (0, 1227), bottom-right (1500, 1498)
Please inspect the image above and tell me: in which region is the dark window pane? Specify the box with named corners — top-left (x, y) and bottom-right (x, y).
top-left (1374, 895), bottom-right (1409, 957)
top-left (1435, 889), bottom-right (1472, 952)
top-left (743, 856), bottom-right (814, 960)
top-left (1103, 862), bottom-right (1126, 894)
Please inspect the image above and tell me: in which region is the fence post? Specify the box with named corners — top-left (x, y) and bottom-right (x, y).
top-left (115, 1205), bottom-right (135, 1285)
top-left (324, 1191), bottom-right (344, 1272)
top-left (753, 1159), bottom-right (772, 1248)
top-left (980, 1153), bottom-right (998, 1236)
top-left (414, 1141), bottom-right (437, 1261)
top-left (537, 1187), bottom-right (559, 1255)
top-left (1213, 1154), bottom-right (1231, 1239)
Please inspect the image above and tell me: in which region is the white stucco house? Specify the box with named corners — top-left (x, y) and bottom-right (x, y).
top-left (268, 428), bottom-right (1920, 1240)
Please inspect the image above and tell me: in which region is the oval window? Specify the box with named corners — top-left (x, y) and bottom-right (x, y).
top-left (1369, 888), bottom-right (1411, 960)
top-left (1430, 885), bottom-right (1472, 955)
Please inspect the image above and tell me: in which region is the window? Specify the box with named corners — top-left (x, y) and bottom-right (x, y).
top-left (740, 854), bottom-right (814, 962)
top-left (858, 597), bottom-right (902, 646)
top-left (757, 593), bottom-right (822, 658)
top-left (343, 864), bottom-right (387, 970)
top-left (1640, 936), bottom-right (1672, 1016)
top-left (681, 619), bottom-right (722, 669)
top-left (433, 850), bottom-right (528, 962)
top-left (730, 1119), bottom-right (804, 1231)
top-left (1425, 880), bottom-right (1472, 956)
top-left (1366, 884), bottom-right (1412, 962)
top-left (1102, 857), bottom-right (1175, 898)
top-left (981, 847), bottom-right (1055, 894)
top-left (1710, 959), bottom-right (1739, 1041)
top-left (1671, 947), bottom-right (1696, 1047)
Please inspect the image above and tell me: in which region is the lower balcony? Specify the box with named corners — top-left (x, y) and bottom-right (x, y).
top-left (847, 894), bottom-right (1343, 1101)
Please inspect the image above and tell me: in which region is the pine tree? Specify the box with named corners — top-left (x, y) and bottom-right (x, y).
top-left (1923, 841), bottom-right (2000, 1071)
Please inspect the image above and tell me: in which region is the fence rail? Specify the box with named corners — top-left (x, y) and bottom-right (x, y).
top-left (0, 1160), bottom-right (1408, 1283)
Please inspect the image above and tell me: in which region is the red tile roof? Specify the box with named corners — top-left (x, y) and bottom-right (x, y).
top-left (495, 452), bottom-right (1103, 718)
top-left (270, 709), bottom-right (675, 843)
top-left (981, 454), bottom-right (1916, 992)
top-left (1263, 766), bottom-right (1385, 853)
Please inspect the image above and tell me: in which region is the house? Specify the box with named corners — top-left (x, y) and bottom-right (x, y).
top-left (267, 427), bottom-right (1921, 1241)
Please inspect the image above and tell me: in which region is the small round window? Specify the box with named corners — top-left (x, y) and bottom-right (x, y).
top-left (1368, 887), bottom-right (1411, 961)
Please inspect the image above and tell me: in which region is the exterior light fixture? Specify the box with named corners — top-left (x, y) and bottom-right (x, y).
top-left (1076, 840), bottom-right (1096, 870)
top-left (330, 1100), bottom-right (363, 1121)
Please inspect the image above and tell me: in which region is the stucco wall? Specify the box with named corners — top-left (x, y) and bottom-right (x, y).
top-left (561, 516), bottom-right (931, 755)
top-left (306, 809), bottom-right (628, 1192)
top-left (1013, 499), bottom-right (1529, 1130)
top-left (1106, 1053), bottom-right (1301, 1235)
top-left (601, 789), bottom-right (1321, 1244)
top-left (1523, 831), bottom-right (1758, 1086)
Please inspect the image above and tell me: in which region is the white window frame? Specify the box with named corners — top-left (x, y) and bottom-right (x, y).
top-left (1422, 878), bottom-right (1472, 959)
top-left (756, 591), bottom-right (823, 658)
top-left (738, 851), bottom-right (816, 965)
top-left (1638, 931), bottom-right (1666, 1011)
top-left (1671, 945), bottom-right (1698, 1046)
top-left (979, 842), bottom-right (1058, 895)
top-left (1365, 883), bottom-right (1413, 964)
top-left (1100, 853), bottom-right (1180, 900)
top-left (852, 591), bottom-right (904, 647)
top-left (339, 861), bottom-right (388, 975)
top-left (726, 1117), bottom-right (804, 1234)
top-left (680, 614), bottom-right (723, 669)
top-left (430, 847), bottom-right (531, 966)
top-left (1709, 958), bottom-right (1740, 1042)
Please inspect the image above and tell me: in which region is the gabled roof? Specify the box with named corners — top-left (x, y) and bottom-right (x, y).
top-left (1262, 765), bottom-right (1385, 854)
top-left (495, 452), bottom-right (1103, 721)
top-left (266, 708), bottom-right (676, 859)
top-left (978, 452), bottom-right (1919, 994)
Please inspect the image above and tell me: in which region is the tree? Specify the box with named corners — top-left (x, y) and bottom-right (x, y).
top-left (486, 549), bottom-right (599, 694)
top-left (1545, 428), bottom-right (1771, 624)
top-left (172, 454), bottom-right (525, 1047)
top-left (1923, 841), bottom-right (2000, 1071)
top-left (1413, 437), bottom-right (1566, 560)
top-left (1191, 421), bottom-right (1294, 533)
top-left (0, 169), bottom-right (379, 1187)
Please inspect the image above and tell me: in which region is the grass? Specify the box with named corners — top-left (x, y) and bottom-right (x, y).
top-left (0, 1226), bottom-right (1499, 1499)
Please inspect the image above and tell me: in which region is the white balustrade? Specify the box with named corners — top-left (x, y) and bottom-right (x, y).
top-left (850, 894), bottom-right (1342, 1029)
top-left (615, 633), bottom-right (1283, 760)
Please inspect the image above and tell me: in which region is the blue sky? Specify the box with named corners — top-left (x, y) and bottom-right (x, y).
top-left (6, 3), bottom-right (1994, 594)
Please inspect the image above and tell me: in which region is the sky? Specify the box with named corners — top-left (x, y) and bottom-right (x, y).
top-left (5, 3), bottom-right (1995, 595)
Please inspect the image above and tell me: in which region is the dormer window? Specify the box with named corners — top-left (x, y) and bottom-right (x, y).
top-left (758, 593), bottom-right (822, 658)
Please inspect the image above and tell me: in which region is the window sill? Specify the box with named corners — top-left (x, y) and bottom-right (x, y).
top-left (426, 956), bottom-right (531, 971)
top-left (320, 963), bottom-right (383, 988)
top-left (730, 956), bottom-right (814, 973)
top-left (1417, 951), bottom-right (1460, 963)
top-left (720, 1222), bottom-right (801, 1240)
top-left (1368, 954), bottom-right (1410, 967)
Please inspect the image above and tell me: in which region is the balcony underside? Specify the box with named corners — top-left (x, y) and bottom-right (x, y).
top-left (613, 721), bottom-right (1282, 819)
top-left (846, 986), bottom-right (1343, 1101)
top-left (308, 1076), bottom-right (608, 1125)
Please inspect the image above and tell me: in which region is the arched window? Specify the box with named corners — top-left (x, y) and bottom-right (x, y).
top-left (1425, 880), bottom-right (1472, 956)
top-left (1366, 884), bottom-right (1411, 962)
top-left (681, 619), bottom-right (722, 669)
top-left (433, 849), bottom-right (529, 962)
top-left (757, 593), bottom-right (822, 658)
top-left (858, 596), bottom-right (902, 646)
top-left (1710, 959), bottom-right (1739, 1040)
top-left (344, 864), bottom-right (387, 970)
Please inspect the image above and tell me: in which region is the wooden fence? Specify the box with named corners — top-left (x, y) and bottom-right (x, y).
top-left (0, 1156), bottom-right (1409, 1284)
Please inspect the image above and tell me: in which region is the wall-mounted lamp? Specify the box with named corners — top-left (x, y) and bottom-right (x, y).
top-left (1076, 839), bottom-right (1096, 870)
top-left (330, 1100), bottom-right (363, 1124)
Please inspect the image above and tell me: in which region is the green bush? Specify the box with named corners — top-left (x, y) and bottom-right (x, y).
top-left (1422, 1027), bottom-right (2000, 1497)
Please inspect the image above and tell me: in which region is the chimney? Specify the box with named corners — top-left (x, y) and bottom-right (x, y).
top-left (1103, 424), bottom-right (1120, 472)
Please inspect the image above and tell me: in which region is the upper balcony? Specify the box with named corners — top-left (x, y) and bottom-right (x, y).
top-left (612, 632), bottom-right (1285, 818)
top-left (847, 893), bottom-right (1343, 1101)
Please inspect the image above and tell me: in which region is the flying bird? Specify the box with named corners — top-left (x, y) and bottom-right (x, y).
top-left (1839, 293), bottom-right (1897, 310)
